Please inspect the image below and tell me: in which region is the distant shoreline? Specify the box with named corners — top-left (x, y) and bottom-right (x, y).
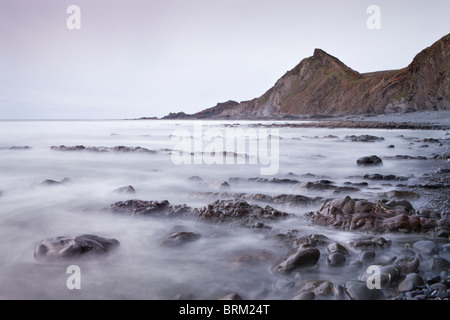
top-left (2, 111), bottom-right (448, 130)
top-left (136, 110), bottom-right (450, 130)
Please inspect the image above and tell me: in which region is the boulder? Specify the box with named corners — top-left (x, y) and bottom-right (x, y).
top-left (273, 247), bottom-right (320, 274)
top-left (345, 280), bottom-right (385, 300)
top-left (34, 234), bottom-right (120, 262)
top-left (398, 273), bottom-right (424, 292)
top-left (308, 196), bottom-right (447, 236)
top-left (159, 231), bottom-right (201, 248)
top-left (357, 155), bottom-right (383, 167)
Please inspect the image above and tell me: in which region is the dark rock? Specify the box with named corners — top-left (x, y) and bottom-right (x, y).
top-left (426, 274), bottom-right (441, 284)
top-left (421, 257), bottom-right (450, 274)
top-left (188, 176), bottom-right (203, 182)
top-left (159, 231), bottom-right (201, 248)
top-left (111, 199), bottom-right (189, 217)
top-left (192, 199), bottom-right (290, 227)
top-left (345, 280), bottom-right (385, 300)
top-left (349, 236), bottom-right (392, 250)
top-left (430, 283), bottom-right (448, 292)
top-left (359, 264), bottom-right (399, 288)
top-left (230, 177), bottom-right (300, 185)
top-left (51, 145), bottom-right (156, 154)
top-left (327, 252), bottom-right (346, 267)
top-left (251, 222), bottom-right (272, 230)
top-left (312, 281), bottom-right (335, 297)
top-left (327, 242), bottom-right (349, 255)
top-left (187, 191), bottom-right (321, 209)
top-left (113, 185), bottom-right (136, 194)
top-left (363, 174), bottom-right (409, 181)
top-left (34, 234), bottom-right (120, 262)
top-left (417, 210), bottom-right (441, 219)
top-left (219, 181), bottom-right (230, 190)
top-left (391, 155), bottom-right (428, 160)
top-left (292, 291), bottom-right (315, 300)
top-left (387, 145), bottom-right (395, 149)
top-left (273, 247), bottom-right (320, 274)
top-left (295, 234), bottom-right (329, 247)
top-left (39, 178), bottom-right (70, 186)
top-left (398, 273), bottom-right (425, 292)
top-left (112, 198), bottom-right (292, 227)
top-left (296, 280), bottom-right (334, 298)
top-left (333, 186), bottom-right (361, 193)
top-left (8, 146), bottom-right (31, 150)
top-left (302, 181), bottom-right (335, 191)
top-left (344, 181), bottom-right (369, 187)
top-left (299, 181), bottom-right (360, 193)
top-left (379, 265), bottom-right (400, 287)
top-left (394, 255), bottom-right (420, 275)
top-left (349, 260), bottom-right (363, 269)
top-left (412, 240), bottom-right (439, 256)
top-left (359, 251), bottom-right (376, 264)
top-left (422, 138), bottom-right (442, 144)
top-left (345, 135), bottom-right (385, 142)
top-left (309, 196), bottom-right (448, 236)
top-left (357, 155), bottom-right (383, 167)
top-left (51, 145), bottom-right (86, 151)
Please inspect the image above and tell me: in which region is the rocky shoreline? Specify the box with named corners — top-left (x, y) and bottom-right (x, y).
top-left (25, 118), bottom-right (449, 300)
top-left (32, 164), bottom-right (449, 300)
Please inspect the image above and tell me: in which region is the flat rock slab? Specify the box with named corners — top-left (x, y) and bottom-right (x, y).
top-left (34, 234), bottom-right (120, 262)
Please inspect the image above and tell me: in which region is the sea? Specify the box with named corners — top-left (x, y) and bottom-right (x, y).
top-left (0, 119), bottom-right (447, 299)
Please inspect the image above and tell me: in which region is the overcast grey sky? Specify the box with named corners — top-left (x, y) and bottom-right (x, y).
top-left (0, 0), bottom-right (449, 119)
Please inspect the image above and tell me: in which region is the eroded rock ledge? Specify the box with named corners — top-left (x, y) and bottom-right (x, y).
top-left (111, 199), bottom-right (290, 228)
top-left (307, 196), bottom-right (449, 237)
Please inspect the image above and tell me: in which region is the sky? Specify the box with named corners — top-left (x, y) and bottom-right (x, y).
top-left (0, 0), bottom-right (449, 119)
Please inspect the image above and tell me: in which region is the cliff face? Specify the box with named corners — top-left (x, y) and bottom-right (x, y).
top-left (164, 33), bottom-right (450, 119)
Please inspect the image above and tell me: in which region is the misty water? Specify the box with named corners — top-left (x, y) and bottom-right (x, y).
top-left (0, 120), bottom-right (447, 300)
